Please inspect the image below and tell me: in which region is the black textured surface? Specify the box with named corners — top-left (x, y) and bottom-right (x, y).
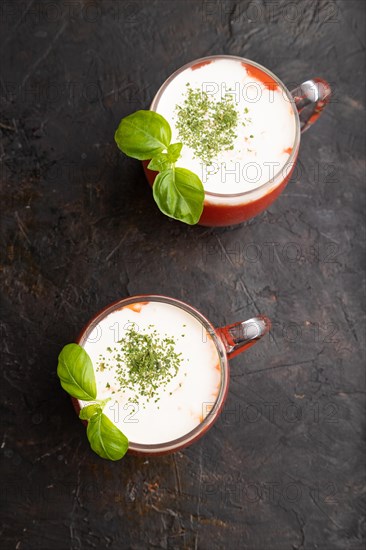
top-left (1, 1), bottom-right (365, 549)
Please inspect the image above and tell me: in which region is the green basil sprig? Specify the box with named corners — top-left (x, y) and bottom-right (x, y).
top-left (114, 110), bottom-right (204, 225)
top-left (57, 344), bottom-right (128, 461)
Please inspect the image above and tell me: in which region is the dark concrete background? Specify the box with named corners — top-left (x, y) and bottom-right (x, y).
top-left (1, 1), bottom-right (365, 549)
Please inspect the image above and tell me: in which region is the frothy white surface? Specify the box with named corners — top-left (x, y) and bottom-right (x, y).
top-left (154, 59), bottom-right (297, 195)
top-left (79, 301), bottom-right (221, 445)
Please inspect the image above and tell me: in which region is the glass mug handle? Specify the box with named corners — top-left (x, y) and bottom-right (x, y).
top-left (216, 315), bottom-right (271, 360)
top-left (290, 78), bottom-right (331, 133)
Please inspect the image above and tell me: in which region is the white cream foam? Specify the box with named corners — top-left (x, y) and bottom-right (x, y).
top-left (79, 301), bottom-right (221, 445)
top-left (153, 58), bottom-right (297, 197)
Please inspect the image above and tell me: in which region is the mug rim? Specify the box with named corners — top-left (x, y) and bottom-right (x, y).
top-left (150, 54), bottom-right (301, 199)
top-left (76, 294), bottom-right (229, 454)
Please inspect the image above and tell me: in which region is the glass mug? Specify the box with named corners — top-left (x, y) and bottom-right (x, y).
top-left (72, 295), bottom-right (271, 455)
top-left (143, 55), bottom-right (331, 226)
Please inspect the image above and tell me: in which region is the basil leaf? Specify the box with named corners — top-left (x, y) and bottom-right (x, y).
top-left (79, 404), bottom-right (101, 420)
top-left (147, 153), bottom-right (171, 172)
top-left (115, 110), bottom-right (171, 160)
top-left (167, 142), bottom-right (183, 162)
top-left (87, 412), bottom-right (129, 460)
top-left (57, 344), bottom-right (97, 401)
top-left (147, 143), bottom-right (183, 172)
top-left (152, 167), bottom-right (204, 225)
